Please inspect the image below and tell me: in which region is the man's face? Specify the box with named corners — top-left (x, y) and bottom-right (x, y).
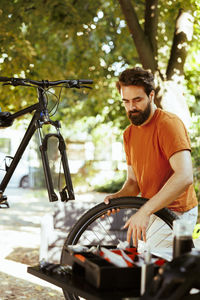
top-left (120, 85), bottom-right (153, 126)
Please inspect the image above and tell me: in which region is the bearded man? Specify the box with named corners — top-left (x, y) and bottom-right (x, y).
top-left (104, 67), bottom-right (198, 249)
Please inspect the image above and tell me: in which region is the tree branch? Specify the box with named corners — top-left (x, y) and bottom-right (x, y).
top-left (166, 9), bottom-right (194, 80)
top-left (118, 0), bottom-right (157, 72)
top-left (144, 0), bottom-right (158, 57)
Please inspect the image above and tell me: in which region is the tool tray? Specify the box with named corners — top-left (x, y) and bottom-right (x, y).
top-left (66, 245), bottom-right (165, 290)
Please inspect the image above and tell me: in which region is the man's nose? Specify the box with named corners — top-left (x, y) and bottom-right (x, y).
top-left (129, 100), bottom-right (137, 110)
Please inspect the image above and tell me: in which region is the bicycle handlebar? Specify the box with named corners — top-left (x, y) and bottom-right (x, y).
top-left (0, 77), bottom-right (93, 88)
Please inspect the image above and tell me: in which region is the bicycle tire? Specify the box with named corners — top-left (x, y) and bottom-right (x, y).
top-left (61, 197), bottom-right (178, 300)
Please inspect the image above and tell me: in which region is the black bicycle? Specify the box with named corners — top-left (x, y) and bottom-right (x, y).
top-left (0, 76), bottom-right (94, 207)
top-left (0, 76), bottom-right (178, 300)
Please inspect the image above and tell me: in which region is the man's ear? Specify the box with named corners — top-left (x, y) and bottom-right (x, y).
top-left (150, 90), bottom-right (155, 102)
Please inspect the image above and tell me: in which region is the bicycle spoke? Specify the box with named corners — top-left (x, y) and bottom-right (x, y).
top-left (76, 208), bottom-right (138, 245)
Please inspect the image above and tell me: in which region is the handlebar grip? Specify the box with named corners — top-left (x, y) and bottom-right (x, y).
top-left (0, 77), bottom-right (11, 82)
top-left (79, 79), bottom-right (93, 84)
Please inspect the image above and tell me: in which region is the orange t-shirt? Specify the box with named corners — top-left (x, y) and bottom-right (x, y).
top-left (123, 108), bottom-right (197, 212)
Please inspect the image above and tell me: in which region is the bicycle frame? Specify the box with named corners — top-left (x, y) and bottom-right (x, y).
top-left (0, 87), bottom-right (75, 204)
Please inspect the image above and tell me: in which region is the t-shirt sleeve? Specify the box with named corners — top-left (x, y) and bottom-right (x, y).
top-left (123, 128), bottom-right (131, 165)
top-left (158, 116), bottom-right (191, 160)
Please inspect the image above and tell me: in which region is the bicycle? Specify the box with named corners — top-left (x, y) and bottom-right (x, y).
top-left (0, 76), bottom-right (93, 207)
top-left (0, 76), bottom-right (178, 300)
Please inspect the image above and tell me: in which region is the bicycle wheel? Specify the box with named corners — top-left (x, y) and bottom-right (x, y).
top-left (61, 197), bottom-right (178, 300)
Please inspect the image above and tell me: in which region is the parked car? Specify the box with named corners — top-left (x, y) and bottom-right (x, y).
top-left (0, 152), bottom-right (30, 188)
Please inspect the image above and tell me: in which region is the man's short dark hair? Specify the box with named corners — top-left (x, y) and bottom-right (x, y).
top-left (116, 67), bottom-right (155, 96)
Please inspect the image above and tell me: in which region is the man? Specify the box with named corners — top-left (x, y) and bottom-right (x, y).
top-left (104, 67), bottom-right (198, 249)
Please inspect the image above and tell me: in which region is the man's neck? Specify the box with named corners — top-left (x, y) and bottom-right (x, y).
top-left (140, 104), bottom-right (157, 127)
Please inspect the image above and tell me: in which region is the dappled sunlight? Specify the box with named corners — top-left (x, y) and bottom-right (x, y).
top-left (1, 188), bottom-right (56, 214)
top-left (0, 188), bottom-right (60, 263)
top-left (0, 228), bottom-right (40, 259)
top-left (0, 187), bottom-right (108, 262)
top-left (6, 247), bottom-right (39, 265)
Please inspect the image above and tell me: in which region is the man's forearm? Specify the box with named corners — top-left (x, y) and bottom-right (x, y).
top-left (142, 171), bottom-right (193, 215)
top-left (111, 178), bottom-right (140, 198)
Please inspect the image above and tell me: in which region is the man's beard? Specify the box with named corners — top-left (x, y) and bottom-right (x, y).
top-left (128, 102), bottom-right (151, 126)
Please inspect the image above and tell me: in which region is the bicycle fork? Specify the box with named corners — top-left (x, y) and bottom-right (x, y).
top-left (38, 129), bottom-right (75, 202)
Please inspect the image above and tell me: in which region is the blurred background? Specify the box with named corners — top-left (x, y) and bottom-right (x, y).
top-left (0, 0), bottom-right (200, 206)
top-left (1, 1), bottom-right (200, 297)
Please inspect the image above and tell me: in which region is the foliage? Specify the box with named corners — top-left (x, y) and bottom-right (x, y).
top-left (190, 115), bottom-right (200, 201)
top-left (94, 171), bottom-right (126, 193)
top-left (0, 1), bottom-right (198, 117)
top-left (0, 0), bottom-right (200, 197)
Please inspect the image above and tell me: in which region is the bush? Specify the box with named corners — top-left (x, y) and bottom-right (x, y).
top-left (190, 115), bottom-right (200, 203)
top-left (94, 173), bottom-right (126, 193)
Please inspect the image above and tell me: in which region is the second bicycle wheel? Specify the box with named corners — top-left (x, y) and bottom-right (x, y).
top-left (61, 197), bottom-right (178, 300)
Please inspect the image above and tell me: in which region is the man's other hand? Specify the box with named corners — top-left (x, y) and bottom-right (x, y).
top-left (123, 209), bottom-right (150, 248)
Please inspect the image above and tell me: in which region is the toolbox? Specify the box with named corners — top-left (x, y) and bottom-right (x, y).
top-left (27, 245), bottom-right (166, 299)
top-left (65, 245), bottom-right (165, 290)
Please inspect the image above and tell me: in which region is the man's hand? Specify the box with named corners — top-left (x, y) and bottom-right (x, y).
top-left (104, 194), bottom-right (115, 205)
top-left (123, 208), bottom-right (150, 248)
top-left (103, 194), bottom-right (120, 217)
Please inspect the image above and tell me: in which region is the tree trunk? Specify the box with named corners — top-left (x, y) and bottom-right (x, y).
top-left (118, 1), bottom-right (194, 127)
top-left (162, 9), bottom-right (194, 128)
top-left (166, 9), bottom-right (194, 80)
top-left (118, 0), bottom-right (157, 72)
top-left (144, 0), bottom-right (158, 58)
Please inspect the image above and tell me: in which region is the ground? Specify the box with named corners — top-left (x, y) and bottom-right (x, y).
top-left (0, 188), bottom-right (105, 300)
top-left (0, 271), bottom-right (64, 300)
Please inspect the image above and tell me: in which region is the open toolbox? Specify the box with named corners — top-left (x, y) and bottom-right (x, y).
top-left (27, 245), bottom-right (166, 299)
top-left (62, 245), bottom-right (165, 290)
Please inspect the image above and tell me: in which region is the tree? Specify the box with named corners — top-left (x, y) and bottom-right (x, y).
top-left (0, 0), bottom-right (199, 129)
top-left (1, 0), bottom-right (200, 197)
top-left (118, 0), bottom-right (199, 127)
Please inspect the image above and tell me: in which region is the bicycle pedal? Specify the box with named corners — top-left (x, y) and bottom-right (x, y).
top-left (0, 200), bottom-right (10, 209)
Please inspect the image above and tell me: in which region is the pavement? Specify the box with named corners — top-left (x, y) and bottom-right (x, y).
top-left (0, 187), bottom-right (106, 299)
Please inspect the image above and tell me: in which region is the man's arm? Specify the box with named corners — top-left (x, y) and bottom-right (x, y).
top-left (124, 150), bottom-right (193, 246)
top-left (104, 165), bottom-right (140, 204)
top-left (142, 150), bottom-right (193, 214)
